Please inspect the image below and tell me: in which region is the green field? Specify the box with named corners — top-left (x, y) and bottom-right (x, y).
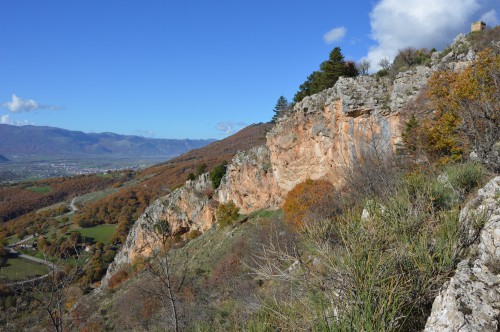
top-left (79, 224), bottom-right (117, 244)
top-left (0, 256), bottom-right (49, 281)
top-left (26, 185), bottom-right (52, 193)
top-left (74, 187), bottom-right (120, 205)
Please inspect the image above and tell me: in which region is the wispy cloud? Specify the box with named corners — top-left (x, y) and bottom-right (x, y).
top-left (215, 121), bottom-right (247, 135)
top-left (0, 114), bottom-right (33, 126)
top-left (135, 129), bottom-right (156, 137)
top-left (364, 0), bottom-right (499, 70)
top-left (2, 94), bottom-right (62, 113)
top-left (323, 26), bottom-right (347, 44)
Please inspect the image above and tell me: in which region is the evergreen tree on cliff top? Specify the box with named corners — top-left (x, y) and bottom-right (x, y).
top-left (318, 47), bottom-right (346, 89)
top-left (271, 96), bottom-right (290, 123)
top-left (294, 47), bottom-right (356, 103)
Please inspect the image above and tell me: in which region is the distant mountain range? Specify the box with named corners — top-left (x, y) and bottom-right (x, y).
top-left (0, 124), bottom-right (216, 159)
top-left (0, 154), bottom-right (9, 162)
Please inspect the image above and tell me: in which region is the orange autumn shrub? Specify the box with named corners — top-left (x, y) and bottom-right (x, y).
top-left (282, 179), bottom-right (339, 229)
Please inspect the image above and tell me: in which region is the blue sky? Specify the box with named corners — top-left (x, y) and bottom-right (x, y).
top-left (1, 1), bottom-right (498, 139)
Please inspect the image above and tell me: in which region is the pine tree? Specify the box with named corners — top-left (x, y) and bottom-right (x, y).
top-left (317, 47), bottom-right (346, 90)
top-left (293, 47), bottom-right (353, 103)
top-left (271, 96), bottom-right (290, 123)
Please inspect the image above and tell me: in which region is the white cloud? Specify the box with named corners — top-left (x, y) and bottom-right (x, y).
top-left (0, 114), bottom-right (33, 126)
top-left (215, 121), bottom-right (247, 135)
top-left (364, 0), bottom-right (500, 70)
top-left (481, 9), bottom-right (499, 25)
top-left (323, 26), bottom-right (347, 44)
top-left (2, 94), bottom-right (62, 113)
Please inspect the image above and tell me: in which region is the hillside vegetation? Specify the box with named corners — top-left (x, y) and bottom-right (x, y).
top-left (0, 123), bottom-right (271, 296)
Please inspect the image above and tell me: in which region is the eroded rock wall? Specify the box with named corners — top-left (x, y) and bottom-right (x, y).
top-left (217, 145), bottom-right (282, 213)
top-left (101, 174), bottom-right (215, 287)
top-left (268, 68), bottom-right (431, 191)
top-left (424, 177), bottom-right (500, 332)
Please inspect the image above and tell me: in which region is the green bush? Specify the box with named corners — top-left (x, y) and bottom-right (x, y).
top-left (196, 163), bottom-right (207, 176)
top-left (216, 202), bottom-right (239, 228)
top-left (209, 161), bottom-right (227, 189)
top-left (445, 162), bottom-right (485, 195)
top-left (430, 179), bottom-right (457, 210)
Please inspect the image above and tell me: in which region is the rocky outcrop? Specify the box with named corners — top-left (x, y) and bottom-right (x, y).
top-left (101, 174), bottom-right (215, 287)
top-left (267, 68), bottom-right (431, 191)
top-left (217, 145), bottom-right (282, 213)
top-left (425, 176), bottom-right (500, 332)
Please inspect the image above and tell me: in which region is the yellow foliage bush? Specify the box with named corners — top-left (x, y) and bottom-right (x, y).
top-left (403, 48), bottom-right (500, 168)
top-left (216, 201), bottom-right (240, 228)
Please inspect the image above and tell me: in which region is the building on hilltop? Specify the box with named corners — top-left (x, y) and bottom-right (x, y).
top-left (471, 21), bottom-right (486, 32)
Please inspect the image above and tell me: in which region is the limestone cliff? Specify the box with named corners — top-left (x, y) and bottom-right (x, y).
top-left (267, 68), bottom-right (430, 191)
top-left (425, 177), bottom-right (500, 332)
top-left (101, 174), bottom-right (215, 287)
top-left (217, 145), bottom-right (282, 213)
top-left (102, 67), bottom-right (435, 286)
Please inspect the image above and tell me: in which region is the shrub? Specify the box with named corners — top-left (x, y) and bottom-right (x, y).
top-left (196, 163), bottom-right (207, 176)
top-left (415, 49), bottom-right (500, 169)
top-left (445, 162), bottom-right (485, 195)
top-left (209, 161), bottom-right (227, 189)
top-left (216, 201), bottom-right (240, 228)
top-left (396, 47), bottom-right (432, 67)
top-left (425, 69), bottom-right (465, 163)
top-left (401, 115), bottom-right (421, 152)
top-left (186, 229), bottom-right (202, 240)
top-left (108, 269), bottom-right (130, 289)
top-left (282, 179), bottom-right (339, 229)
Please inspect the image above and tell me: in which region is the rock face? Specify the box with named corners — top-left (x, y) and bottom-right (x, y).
top-left (268, 69), bottom-right (431, 191)
top-left (218, 145), bottom-right (282, 213)
top-left (101, 174), bottom-right (216, 287)
top-left (425, 176), bottom-right (500, 332)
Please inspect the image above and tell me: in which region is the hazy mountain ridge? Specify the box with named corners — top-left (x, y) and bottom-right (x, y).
top-left (0, 124), bottom-right (216, 159)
